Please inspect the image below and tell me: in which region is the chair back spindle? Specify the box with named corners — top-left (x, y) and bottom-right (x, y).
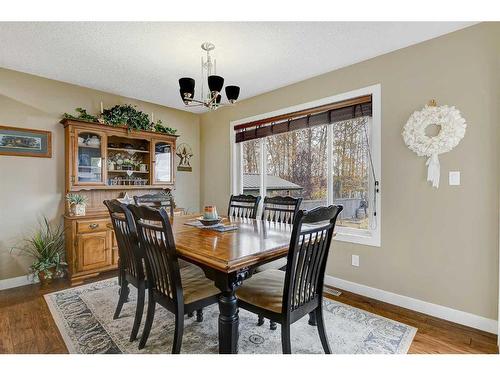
top-left (262, 196), bottom-right (302, 224)
top-left (283, 205), bottom-right (343, 314)
top-left (227, 194), bottom-right (261, 219)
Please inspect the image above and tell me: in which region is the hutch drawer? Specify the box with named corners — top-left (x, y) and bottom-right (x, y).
top-left (76, 218), bottom-right (111, 233)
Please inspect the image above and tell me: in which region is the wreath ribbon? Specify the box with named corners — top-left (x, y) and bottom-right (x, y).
top-left (425, 153), bottom-right (440, 188)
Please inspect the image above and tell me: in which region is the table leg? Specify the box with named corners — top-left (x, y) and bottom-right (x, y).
top-left (203, 267), bottom-right (250, 354)
top-left (218, 290), bottom-right (239, 354)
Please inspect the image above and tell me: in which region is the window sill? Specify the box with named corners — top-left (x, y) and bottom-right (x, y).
top-left (334, 230), bottom-right (380, 247)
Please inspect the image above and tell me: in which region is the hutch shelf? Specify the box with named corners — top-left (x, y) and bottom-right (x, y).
top-left (61, 119), bottom-right (179, 284)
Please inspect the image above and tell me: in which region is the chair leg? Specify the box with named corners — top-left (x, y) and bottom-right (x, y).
top-left (113, 278), bottom-right (129, 320)
top-left (172, 312), bottom-right (184, 354)
top-left (257, 314), bottom-right (264, 326)
top-left (270, 320), bottom-right (277, 330)
top-left (196, 309), bottom-right (204, 322)
top-left (138, 292), bottom-right (155, 350)
top-left (281, 323), bottom-right (291, 354)
top-left (117, 262), bottom-right (122, 290)
top-left (316, 305), bottom-right (331, 354)
top-left (130, 283), bottom-right (145, 342)
top-left (117, 259), bottom-right (123, 290)
top-left (308, 311), bottom-right (317, 326)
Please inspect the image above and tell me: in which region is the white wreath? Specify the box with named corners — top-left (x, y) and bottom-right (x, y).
top-left (402, 104), bottom-right (466, 188)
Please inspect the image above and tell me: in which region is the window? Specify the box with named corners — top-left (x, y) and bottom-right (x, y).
top-left (265, 126), bottom-right (327, 210)
top-left (242, 139), bottom-right (261, 196)
top-left (232, 85), bottom-right (381, 246)
top-left (332, 117), bottom-right (370, 230)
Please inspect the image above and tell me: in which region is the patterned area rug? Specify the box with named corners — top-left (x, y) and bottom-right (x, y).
top-left (44, 278), bottom-right (416, 354)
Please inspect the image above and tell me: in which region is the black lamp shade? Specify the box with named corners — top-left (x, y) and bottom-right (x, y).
top-left (208, 75), bottom-right (224, 93)
top-left (225, 85), bottom-right (240, 103)
top-left (179, 77), bottom-right (195, 100)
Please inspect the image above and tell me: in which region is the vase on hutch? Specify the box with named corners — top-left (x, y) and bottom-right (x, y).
top-left (70, 203), bottom-right (86, 216)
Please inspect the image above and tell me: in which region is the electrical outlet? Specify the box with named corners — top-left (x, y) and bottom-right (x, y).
top-left (351, 255), bottom-right (360, 267)
top-left (449, 171), bottom-right (460, 186)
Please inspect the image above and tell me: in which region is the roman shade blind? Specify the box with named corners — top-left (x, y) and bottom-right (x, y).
top-left (234, 95), bottom-right (372, 143)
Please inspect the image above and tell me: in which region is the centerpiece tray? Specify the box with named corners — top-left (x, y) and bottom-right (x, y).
top-left (184, 217), bottom-right (238, 232)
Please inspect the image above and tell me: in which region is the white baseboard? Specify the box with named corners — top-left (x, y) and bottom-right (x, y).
top-left (325, 275), bottom-right (498, 335)
top-left (0, 275), bottom-right (36, 291)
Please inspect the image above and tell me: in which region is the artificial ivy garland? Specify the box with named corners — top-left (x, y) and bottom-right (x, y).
top-left (63, 105), bottom-right (177, 135)
top-left (402, 102), bottom-right (466, 188)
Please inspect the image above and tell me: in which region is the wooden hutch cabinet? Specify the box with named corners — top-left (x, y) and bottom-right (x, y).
top-left (62, 119), bottom-right (178, 284)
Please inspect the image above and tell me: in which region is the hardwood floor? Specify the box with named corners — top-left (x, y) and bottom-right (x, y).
top-left (0, 273), bottom-right (497, 354)
top-left (325, 288), bottom-right (498, 354)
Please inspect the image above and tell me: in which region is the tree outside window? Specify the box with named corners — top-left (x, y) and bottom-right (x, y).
top-left (241, 117), bottom-right (371, 230)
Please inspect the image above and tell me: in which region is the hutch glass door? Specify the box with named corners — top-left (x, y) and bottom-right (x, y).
top-left (75, 130), bottom-right (106, 185)
top-left (153, 140), bottom-right (173, 184)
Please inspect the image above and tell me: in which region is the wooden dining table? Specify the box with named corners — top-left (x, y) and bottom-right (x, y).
top-left (170, 214), bottom-right (293, 354)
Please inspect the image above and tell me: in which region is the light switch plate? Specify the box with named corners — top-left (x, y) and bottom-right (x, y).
top-left (351, 255), bottom-right (359, 267)
top-left (449, 171), bottom-right (460, 186)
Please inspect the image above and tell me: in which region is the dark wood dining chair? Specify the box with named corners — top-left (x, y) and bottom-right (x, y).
top-left (133, 189), bottom-right (175, 217)
top-left (104, 199), bottom-right (147, 342)
top-left (135, 190), bottom-right (193, 286)
top-left (128, 204), bottom-right (220, 353)
top-left (255, 195), bottom-right (303, 329)
top-left (227, 194), bottom-right (261, 219)
top-left (236, 205), bottom-right (343, 354)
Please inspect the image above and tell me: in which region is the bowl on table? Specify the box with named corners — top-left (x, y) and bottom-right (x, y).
top-left (198, 217), bottom-right (223, 226)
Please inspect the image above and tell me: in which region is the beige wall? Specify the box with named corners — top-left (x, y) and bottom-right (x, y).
top-left (0, 68), bottom-right (200, 280)
top-left (200, 23), bottom-right (500, 319)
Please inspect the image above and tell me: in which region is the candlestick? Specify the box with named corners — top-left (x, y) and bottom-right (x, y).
top-left (151, 112), bottom-right (154, 123)
top-left (100, 101), bottom-right (103, 114)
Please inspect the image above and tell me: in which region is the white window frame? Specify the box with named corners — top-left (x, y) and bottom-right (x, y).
top-left (230, 84), bottom-right (381, 247)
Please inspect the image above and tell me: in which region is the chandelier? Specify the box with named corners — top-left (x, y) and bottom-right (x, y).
top-left (178, 42), bottom-right (240, 111)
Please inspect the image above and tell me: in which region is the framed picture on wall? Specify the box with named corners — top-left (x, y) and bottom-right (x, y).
top-left (0, 125), bottom-right (52, 158)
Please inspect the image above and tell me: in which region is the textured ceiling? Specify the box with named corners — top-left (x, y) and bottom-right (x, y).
top-left (0, 22), bottom-right (474, 112)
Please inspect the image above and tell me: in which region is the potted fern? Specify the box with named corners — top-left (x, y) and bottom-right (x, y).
top-left (12, 217), bottom-right (66, 285)
top-left (66, 193), bottom-right (88, 216)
